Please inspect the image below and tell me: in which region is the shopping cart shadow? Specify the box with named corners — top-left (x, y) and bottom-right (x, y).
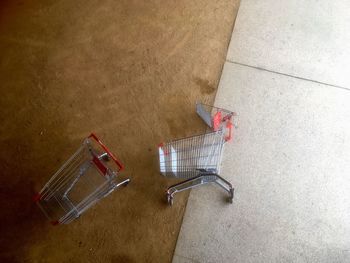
top-left (0, 177), bottom-right (49, 262)
top-left (0, 133), bottom-right (86, 261)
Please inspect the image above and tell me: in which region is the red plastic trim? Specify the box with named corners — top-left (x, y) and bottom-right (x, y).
top-left (212, 111), bottom-right (222, 131)
top-left (33, 193), bottom-right (42, 202)
top-left (88, 133), bottom-right (124, 172)
top-left (225, 121), bottom-right (233, 141)
top-left (51, 220), bottom-right (59, 226)
top-left (92, 156), bottom-right (107, 175)
top-left (158, 142), bottom-right (169, 155)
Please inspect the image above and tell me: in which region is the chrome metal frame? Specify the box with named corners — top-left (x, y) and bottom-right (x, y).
top-left (35, 134), bottom-right (129, 225)
top-left (159, 103), bottom-right (236, 205)
top-left (166, 171), bottom-right (234, 205)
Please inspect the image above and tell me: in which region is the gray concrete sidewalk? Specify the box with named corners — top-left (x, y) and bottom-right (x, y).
top-left (173, 0), bottom-right (350, 262)
top-left (227, 0), bottom-right (350, 89)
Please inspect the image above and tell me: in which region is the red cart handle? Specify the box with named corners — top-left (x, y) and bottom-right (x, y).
top-left (88, 133), bottom-right (124, 171)
top-left (225, 120), bottom-right (233, 142)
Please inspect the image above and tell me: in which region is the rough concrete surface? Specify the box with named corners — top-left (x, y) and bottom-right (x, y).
top-left (173, 62), bottom-right (350, 262)
top-left (227, 0), bottom-right (350, 89)
top-left (0, 1), bottom-right (239, 262)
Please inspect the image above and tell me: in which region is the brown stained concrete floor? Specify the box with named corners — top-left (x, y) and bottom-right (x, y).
top-left (0, 1), bottom-right (239, 262)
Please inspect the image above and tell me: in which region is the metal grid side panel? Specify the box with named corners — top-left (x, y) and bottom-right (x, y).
top-left (159, 130), bottom-right (225, 179)
top-left (37, 139), bottom-right (118, 224)
top-left (37, 145), bottom-right (90, 221)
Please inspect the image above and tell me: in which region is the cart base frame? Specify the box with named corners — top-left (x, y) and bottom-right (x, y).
top-left (166, 171), bottom-right (234, 205)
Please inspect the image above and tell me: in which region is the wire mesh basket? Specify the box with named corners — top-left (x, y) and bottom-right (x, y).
top-left (158, 103), bottom-right (236, 205)
top-left (34, 133), bottom-right (130, 225)
top-left (159, 130), bottom-right (226, 179)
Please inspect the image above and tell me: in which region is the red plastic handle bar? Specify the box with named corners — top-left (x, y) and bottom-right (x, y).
top-left (212, 111), bottom-right (222, 131)
top-left (88, 133), bottom-right (124, 172)
top-left (158, 143), bottom-right (169, 155)
top-left (225, 120), bottom-right (233, 142)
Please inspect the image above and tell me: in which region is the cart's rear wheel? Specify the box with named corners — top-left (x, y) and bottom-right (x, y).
top-left (102, 153), bottom-right (110, 161)
top-left (228, 188), bottom-right (234, 204)
top-left (167, 194), bottom-right (173, 206)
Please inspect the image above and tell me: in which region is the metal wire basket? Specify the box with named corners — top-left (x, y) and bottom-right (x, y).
top-left (158, 103), bottom-right (236, 205)
top-left (159, 130), bottom-right (226, 179)
top-left (34, 133), bottom-right (130, 225)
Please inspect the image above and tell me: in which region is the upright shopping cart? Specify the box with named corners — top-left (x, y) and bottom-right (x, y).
top-left (34, 133), bottom-right (130, 225)
top-left (158, 103), bottom-right (236, 205)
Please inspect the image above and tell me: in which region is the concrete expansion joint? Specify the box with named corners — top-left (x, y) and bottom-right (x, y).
top-left (226, 60), bottom-right (350, 93)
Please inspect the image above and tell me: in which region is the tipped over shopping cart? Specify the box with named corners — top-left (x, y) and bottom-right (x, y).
top-left (34, 133), bottom-right (130, 225)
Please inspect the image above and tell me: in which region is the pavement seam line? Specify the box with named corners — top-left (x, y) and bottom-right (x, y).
top-left (226, 60), bottom-right (350, 92)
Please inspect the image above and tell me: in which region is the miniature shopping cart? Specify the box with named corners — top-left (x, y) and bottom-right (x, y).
top-left (34, 133), bottom-right (130, 225)
top-left (158, 103), bottom-right (236, 205)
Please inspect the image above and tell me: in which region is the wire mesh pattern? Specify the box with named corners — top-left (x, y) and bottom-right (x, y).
top-left (159, 130), bottom-right (226, 179)
top-left (35, 134), bottom-right (129, 225)
top-left (158, 102), bottom-right (236, 205)
top-left (196, 102), bottom-right (235, 131)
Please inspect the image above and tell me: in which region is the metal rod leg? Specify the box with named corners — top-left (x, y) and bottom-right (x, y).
top-left (167, 175), bottom-right (204, 205)
top-left (166, 173), bottom-right (234, 205)
top-left (213, 174), bottom-right (234, 203)
top-left (115, 178), bottom-right (130, 188)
